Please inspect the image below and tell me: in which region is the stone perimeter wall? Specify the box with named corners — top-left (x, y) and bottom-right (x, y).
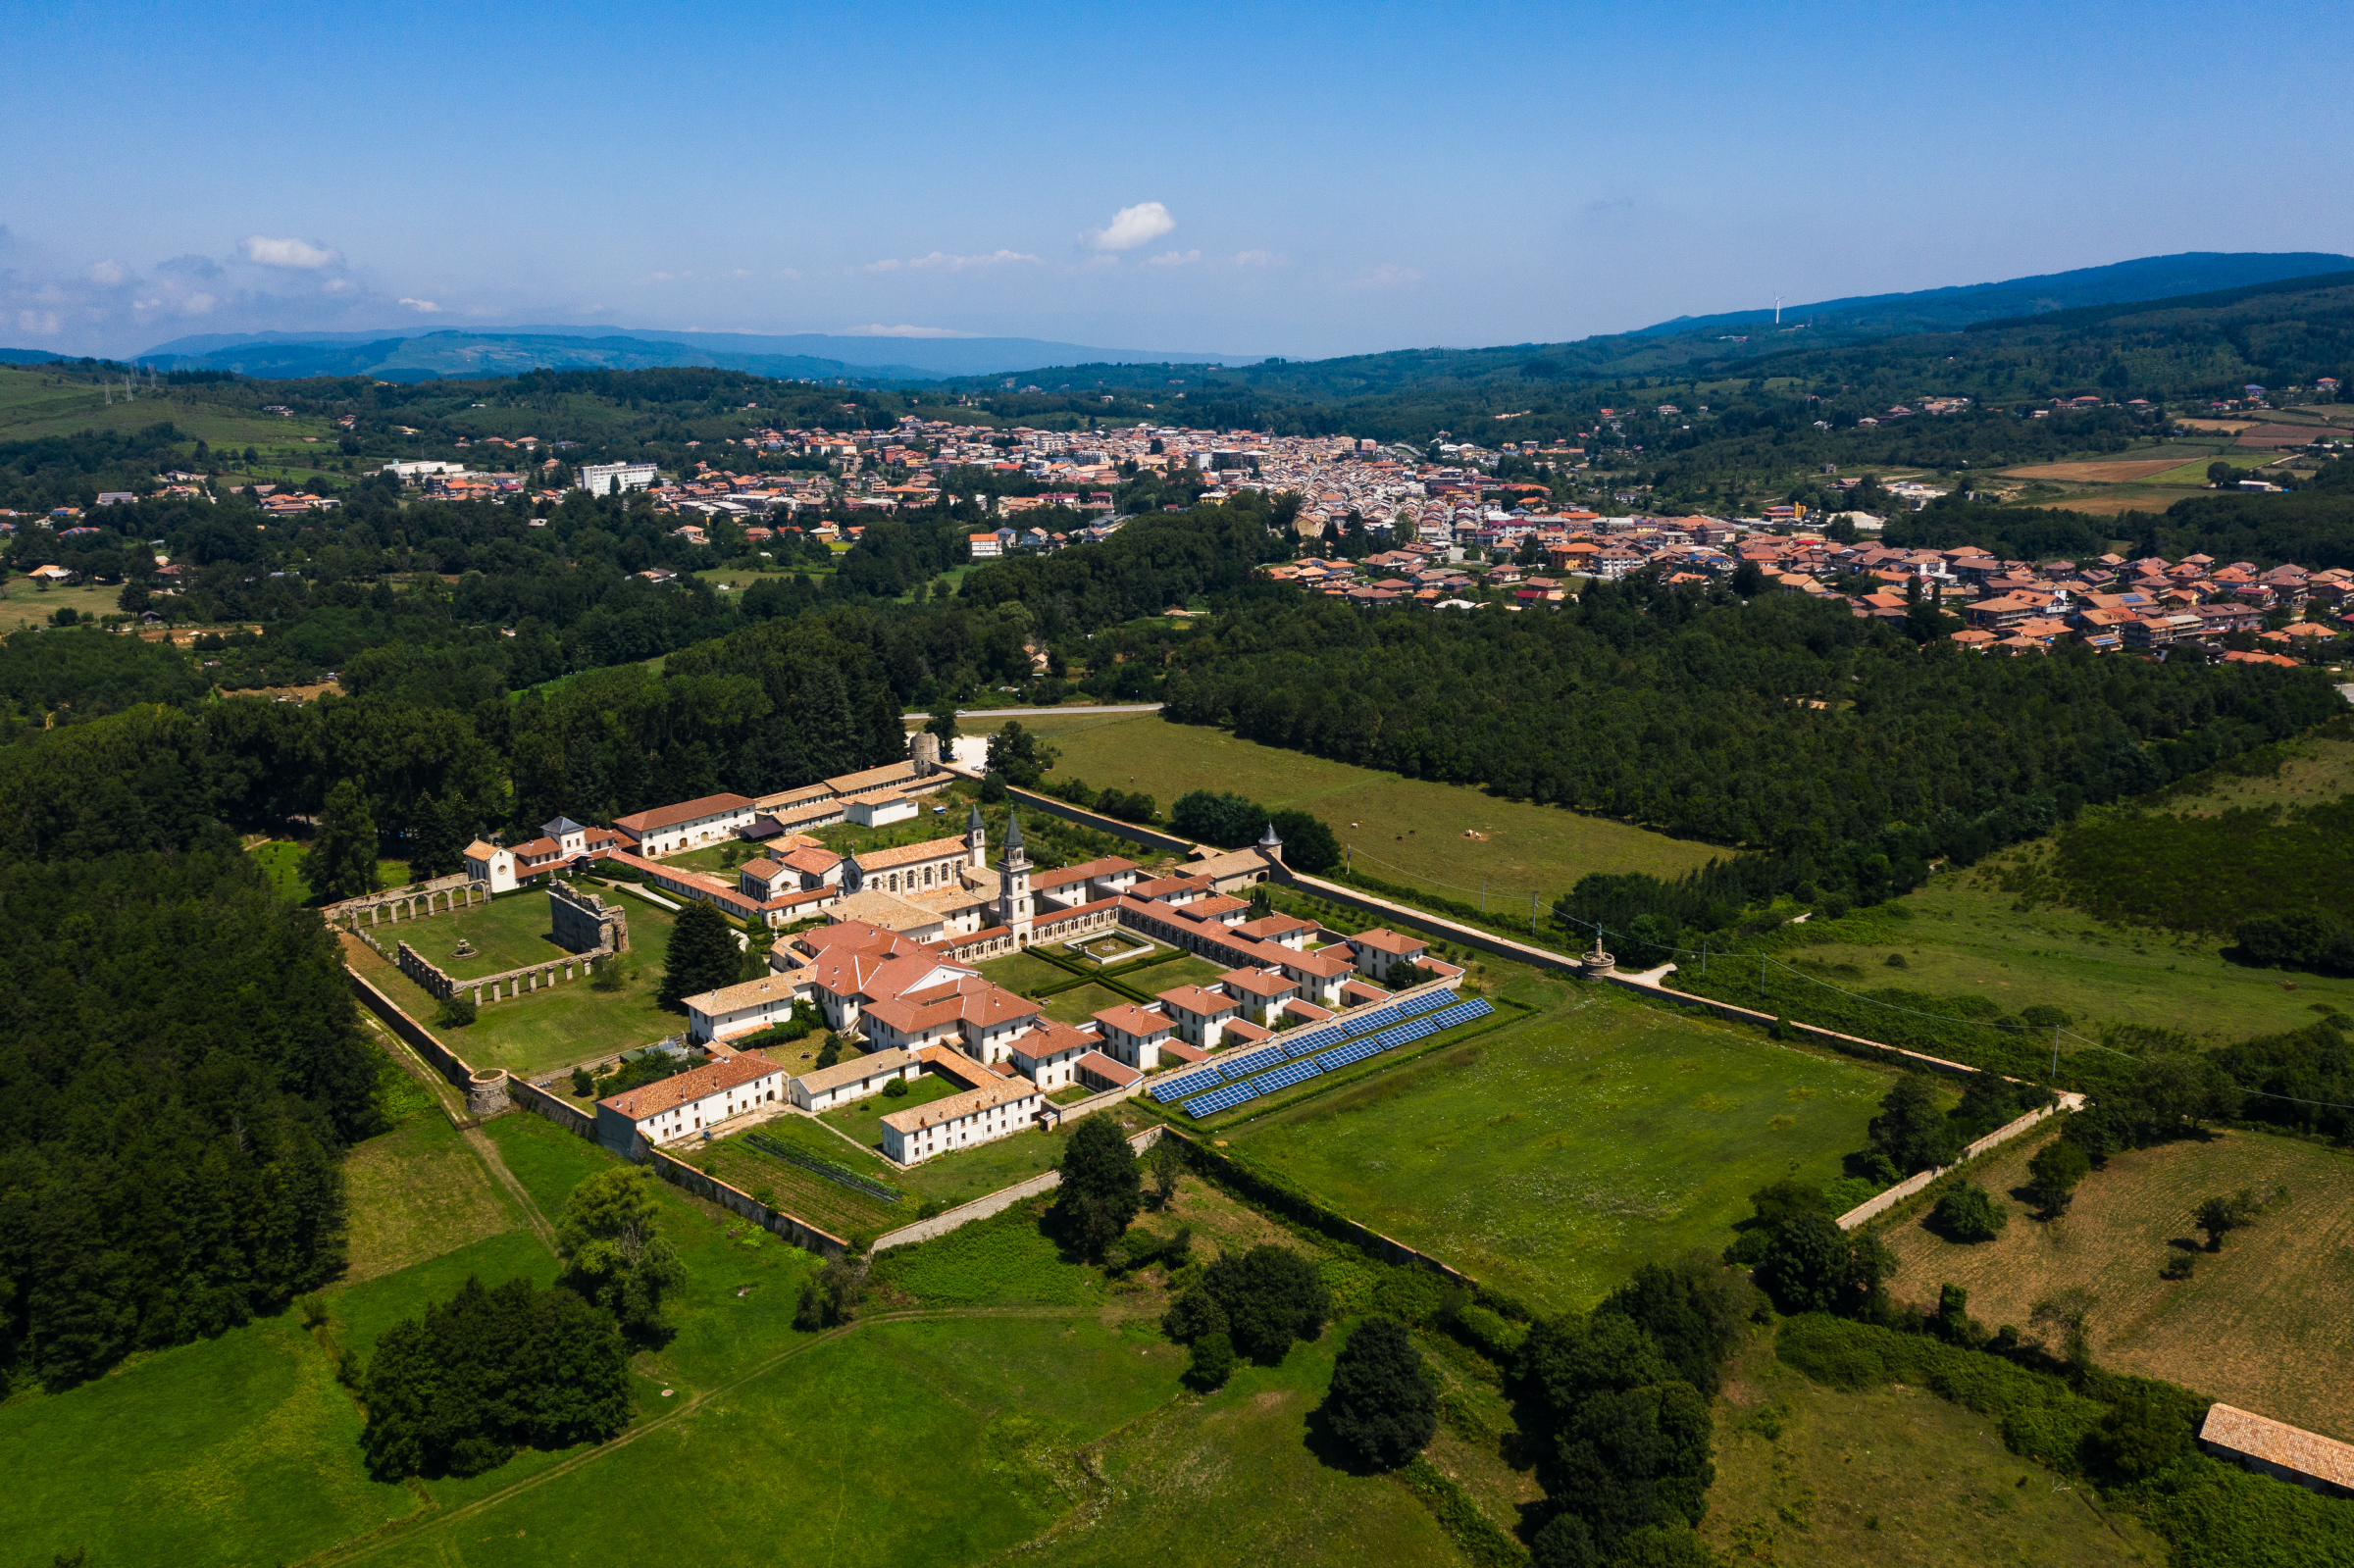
top-left (395, 881), bottom-right (627, 1004)
top-left (327, 875), bottom-right (490, 931)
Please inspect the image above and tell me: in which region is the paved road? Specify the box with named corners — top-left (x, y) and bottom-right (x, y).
top-left (902, 703), bottom-right (1161, 721)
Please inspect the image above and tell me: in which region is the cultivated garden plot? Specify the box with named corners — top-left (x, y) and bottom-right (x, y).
top-left (1882, 1127), bottom-right (2354, 1442)
top-left (1223, 982), bottom-right (1897, 1311)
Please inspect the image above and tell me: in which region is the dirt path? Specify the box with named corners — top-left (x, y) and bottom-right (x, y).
top-left (462, 1125), bottom-right (560, 1253)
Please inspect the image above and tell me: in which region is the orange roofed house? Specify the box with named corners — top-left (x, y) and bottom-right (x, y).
top-left (594, 1049), bottom-right (786, 1155)
top-left (614, 792), bottom-right (756, 856)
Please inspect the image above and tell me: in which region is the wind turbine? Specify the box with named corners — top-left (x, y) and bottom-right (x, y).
top-left (1773, 295), bottom-right (1784, 326)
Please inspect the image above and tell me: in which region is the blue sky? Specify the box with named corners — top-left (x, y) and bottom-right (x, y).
top-left (6, 0), bottom-right (2349, 360)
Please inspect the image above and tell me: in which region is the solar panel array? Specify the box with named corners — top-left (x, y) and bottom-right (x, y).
top-left (1174, 993), bottom-right (1496, 1120)
top-left (1150, 986), bottom-right (1472, 1105)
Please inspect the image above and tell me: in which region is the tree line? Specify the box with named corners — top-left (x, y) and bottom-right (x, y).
top-left (0, 848), bottom-right (379, 1388)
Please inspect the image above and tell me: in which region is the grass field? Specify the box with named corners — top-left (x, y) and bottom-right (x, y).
top-left (821, 1070), bottom-right (962, 1142)
top-left (977, 946), bottom-right (1087, 995)
top-left (1040, 714), bottom-right (1718, 899)
top-left (0, 366), bottom-right (344, 454)
top-left (2150, 732), bottom-right (2354, 817)
top-left (1018, 1327), bottom-right (1463, 1568)
top-left (1768, 868), bottom-right (2348, 1045)
top-left (340, 889), bottom-right (685, 1076)
top-left (2020, 489), bottom-right (2206, 515)
top-left (1223, 978), bottom-right (1899, 1310)
top-left (341, 1113), bottom-right (523, 1284)
top-left (348, 1314), bottom-right (1184, 1568)
top-left (0, 577), bottom-right (126, 631)
top-left (0, 1311), bottom-right (423, 1568)
top-left (398, 890), bottom-right (588, 980)
top-left (1881, 1127), bottom-right (2354, 1442)
top-left (2148, 452), bottom-right (2275, 486)
top-left (1701, 1331), bottom-right (2162, 1565)
top-left (1041, 980), bottom-right (1141, 1023)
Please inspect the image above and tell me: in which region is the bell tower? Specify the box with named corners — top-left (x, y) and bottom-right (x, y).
top-left (996, 811), bottom-right (1034, 944)
top-left (965, 801), bottom-right (987, 869)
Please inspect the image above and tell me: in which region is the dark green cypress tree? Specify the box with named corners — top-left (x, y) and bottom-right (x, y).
top-left (659, 899), bottom-right (741, 1008)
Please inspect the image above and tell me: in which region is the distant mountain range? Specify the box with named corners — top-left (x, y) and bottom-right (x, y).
top-left (125, 327), bottom-right (1250, 383)
top-left (6, 252), bottom-right (2348, 387)
top-left (1632, 251), bottom-right (2354, 338)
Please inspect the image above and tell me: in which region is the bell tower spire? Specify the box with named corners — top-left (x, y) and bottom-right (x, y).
top-left (996, 810), bottom-right (1034, 945)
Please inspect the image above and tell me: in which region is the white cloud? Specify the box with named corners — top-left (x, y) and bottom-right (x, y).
top-left (17, 309), bottom-right (61, 335)
top-left (864, 249), bottom-right (1041, 274)
top-left (1231, 249), bottom-right (1287, 269)
top-left (731, 269), bottom-right (752, 278)
top-left (1086, 202), bottom-right (1176, 252)
top-left (1346, 263), bottom-right (1424, 289)
top-left (844, 324), bottom-right (982, 338)
top-left (1143, 249), bottom-right (1202, 268)
top-left (398, 297), bottom-right (441, 313)
top-left (775, 268), bottom-right (801, 280)
top-left (86, 260), bottom-right (128, 285)
top-left (239, 235), bottom-right (344, 270)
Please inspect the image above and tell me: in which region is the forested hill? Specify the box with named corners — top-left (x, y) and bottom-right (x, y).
top-left (1631, 251), bottom-right (2354, 338)
top-left (929, 270), bottom-right (2354, 443)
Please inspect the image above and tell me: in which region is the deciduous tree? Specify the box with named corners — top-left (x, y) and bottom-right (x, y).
top-left (1318, 1315), bottom-right (1438, 1470)
top-left (555, 1168), bottom-right (687, 1340)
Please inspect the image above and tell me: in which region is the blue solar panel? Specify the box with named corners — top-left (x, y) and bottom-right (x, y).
top-left (1181, 996), bottom-right (1494, 1113)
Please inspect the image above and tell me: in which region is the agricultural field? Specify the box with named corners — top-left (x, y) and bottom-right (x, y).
top-left (2000, 456), bottom-right (2219, 483)
top-left (1039, 713), bottom-right (1719, 898)
top-left (691, 1121), bottom-right (906, 1239)
top-left (1882, 1127), bottom-right (2354, 1442)
top-left (1222, 978), bottom-right (1899, 1311)
top-left (1701, 1332), bottom-right (2162, 1566)
top-left (338, 886), bottom-right (684, 1076)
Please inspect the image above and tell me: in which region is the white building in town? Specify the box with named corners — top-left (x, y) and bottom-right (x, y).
top-left (579, 461), bottom-right (659, 495)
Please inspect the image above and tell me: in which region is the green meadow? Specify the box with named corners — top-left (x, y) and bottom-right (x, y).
top-left (1221, 977), bottom-right (1898, 1311)
top-left (1038, 713), bottom-right (1718, 898)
